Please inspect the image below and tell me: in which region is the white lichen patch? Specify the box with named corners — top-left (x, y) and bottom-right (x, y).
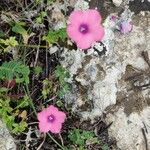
top-left (74, 0), bottom-right (89, 10)
top-left (60, 48), bottom-right (86, 75)
top-left (106, 107), bottom-right (150, 150)
top-left (0, 120), bottom-right (16, 150)
top-left (112, 0), bottom-right (123, 7)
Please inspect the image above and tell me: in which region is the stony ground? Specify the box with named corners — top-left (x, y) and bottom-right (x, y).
top-left (60, 0), bottom-right (150, 150)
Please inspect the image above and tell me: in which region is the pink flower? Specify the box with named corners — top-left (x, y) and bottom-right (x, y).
top-left (120, 21), bottom-right (133, 34)
top-left (37, 105), bottom-right (66, 134)
top-left (67, 9), bottom-right (105, 49)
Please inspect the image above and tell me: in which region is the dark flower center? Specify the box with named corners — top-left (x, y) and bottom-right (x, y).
top-left (79, 24), bottom-right (89, 34)
top-left (47, 114), bottom-right (55, 123)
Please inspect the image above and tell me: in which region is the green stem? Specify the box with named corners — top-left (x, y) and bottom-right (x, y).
top-left (47, 133), bottom-right (65, 150)
top-left (19, 44), bottom-right (48, 49)
top-left (24, 84), bottom-right (37, 115)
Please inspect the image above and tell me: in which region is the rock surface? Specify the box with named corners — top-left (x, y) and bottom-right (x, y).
top-left (0, 120), bottom-right (16, 150)
top-left (61, 1), bottom-right (150, 149)
top-left (112, 0), bottom-right (123, 6)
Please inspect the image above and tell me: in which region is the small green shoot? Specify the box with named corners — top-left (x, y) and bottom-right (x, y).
top-left (12, 23), bottom-right (34, 44)
top-left (0, 60), bottom-right (30, 84)
top-left (43, 28), bottom-right (67, 46)
top-left (36, 11), bottom-right (47, 24)
top-left (0, 95), bottom-right (29, 134)
top-left (42, 78), bottom-right (52, 99)
top-left (0, 36), bottom-right (18, 52)
top-left (102, 145), bottom-right (110, 150)
top-left (68, 129), bottom-right (99, 149)
top-left (34, 66), bottom-right (42, 75)
top-left (55, 65), bottom-right (70, 98)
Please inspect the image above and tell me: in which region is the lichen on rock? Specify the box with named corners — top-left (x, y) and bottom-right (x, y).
top-left (0, 120), bottom-right (16, 150)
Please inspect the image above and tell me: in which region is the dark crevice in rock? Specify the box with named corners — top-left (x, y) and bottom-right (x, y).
top-left (129, 0), bottom-right (150, 14)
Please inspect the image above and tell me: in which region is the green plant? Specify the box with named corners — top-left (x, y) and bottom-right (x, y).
top-left (0, 95), bottom-right (29, 134)
top-left (42, 78), bottom-right (52, 99)
top-left (0, 29), bottom-right (5, 38)
top-left (0, 60), bottom-right (30, 84)
top-left (55, 65), bottom-right (70, 98)
top-left (12, 22), bottom-right (34, 44)
top-left (0, 36), bottom-right (18, 52)
top-left (43, 28), bottom-right (67, 46)
top-left (0, 59), bottom-right (32, 124)
top-left (68, 129), bottom-right (99, 149)
top-left (102, 145), bottom-right (110, 150)
top-left (36, 0), bottom-right (56, 5)
top-left (36, 11), bottom-right (47, 24)
top-left (34, 66), bottom-right (42, 75)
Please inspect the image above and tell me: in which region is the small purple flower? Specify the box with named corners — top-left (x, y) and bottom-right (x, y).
top-left (110, 15), bottom-right (118, 21)
top-left (120, 21), bottom-right (133, 34)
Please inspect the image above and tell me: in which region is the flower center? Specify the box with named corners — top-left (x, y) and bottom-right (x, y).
top-left (79, 24), bottom-right (89, 34)
top-left (47, 114), bottom-right (55, 123)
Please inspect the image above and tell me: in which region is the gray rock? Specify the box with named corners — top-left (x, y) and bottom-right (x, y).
top-left (61, 2), bottom-right (150, 149)
top-left (0, 120), bottom-right (16, 150)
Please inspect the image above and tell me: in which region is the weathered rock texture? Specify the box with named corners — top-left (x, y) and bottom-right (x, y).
top-left (61, 3), bottom-right (150, 149)
top-left (0, 120), bottom-right (16, 150)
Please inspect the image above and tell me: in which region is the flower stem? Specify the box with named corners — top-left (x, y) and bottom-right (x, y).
top-left (24, 84), bottom-right (37, 115)
top-left (59, 133), bottom-right (64, 146)
top-left (47, 133), bottom-right (65, 150)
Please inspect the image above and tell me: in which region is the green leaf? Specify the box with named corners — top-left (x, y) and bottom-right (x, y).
top-left (12, 24), bottom-right (27, 35)
top-left (42, 28), bottom-right (67, 45)
top-left (0, 30), bottom-right (5, 38)
top-left (34, 66), bottom-right (42, 75)
top-left (82, 130), bottom-right (95, 139)
top-left (102, 145), bottom-right (110, 150)
top-left (16, 96), bottom-right (29, 108)
top-left (0, 37), bottom-right (18, 47)
top-left (12, 23), bottom-right (34, 44)
top-left (55, 65), bottom-right (70, 98)
top-left (68, 129), bottom-right (97, 147)
top-left (0, 87), bottom-right (8, 93)
top-left (68, 129), bottom-right (85, 146)
top-left (56, 100), bottom-right (64, 107)
top-left (12, 121), bottom-right (27, 134)
top-left (0, 96), bottom-right (28, 134)
top-left (42, 78), bottom-right (52, 99)
top-left (2, 114), bottom-right (15, 130)
top-left (0, 60), bottom-right (30, 84)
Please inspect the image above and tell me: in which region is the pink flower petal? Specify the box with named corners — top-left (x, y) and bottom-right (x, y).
top-left (50, 123), bottom-right (62, 134)
top-left (68, 10), bottom-right (84, 26)
top-left (37, 109), bottom-right (48, 123)
top-left (85, 9), bottom-right (102, 24)
top-left (46, 105), bottom-right (59, 114)
top-left (56, 111), bottom-right (66, 123)
top-left (38, 122), bottom-right (51, 133)
top-left (77, 34), bottom-right (94, 49)
top-left (47, 105), bottom-right (66, 123)
top-left (67, 24), bottom-right (82, 43)
top-left (91, 25), bottom-right (105, 41)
